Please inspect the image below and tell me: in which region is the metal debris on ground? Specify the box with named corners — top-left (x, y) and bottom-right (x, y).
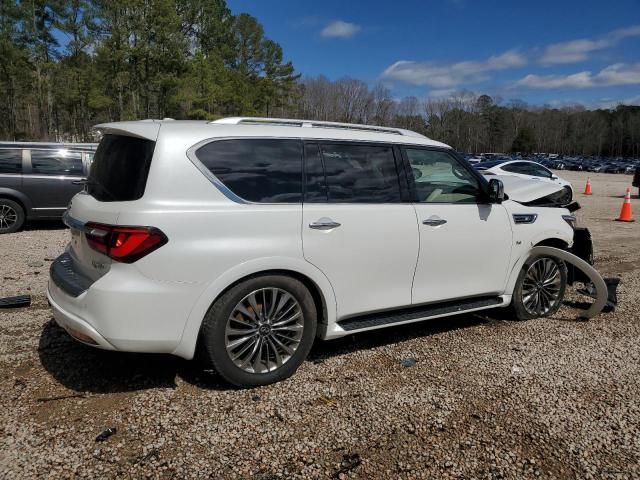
top-left (401, 357), bottom-right (417, 368)
top-left (0, 295), bottom-right (31, 309)
top-left (578, 277), bottom-right (621, 312)
top-left (95, 427), bottom-right (117, 442)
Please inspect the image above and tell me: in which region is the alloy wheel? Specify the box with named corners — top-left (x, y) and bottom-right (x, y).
top-left (225, 288), bottom-right (304, 374)
top-left (522, 258), bottom-right (562, 316)
top-left (0, 205), bottom-right (18, 231)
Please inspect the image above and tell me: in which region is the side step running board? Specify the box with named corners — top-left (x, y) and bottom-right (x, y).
top-left (337, 296), bottom-right (503, 332)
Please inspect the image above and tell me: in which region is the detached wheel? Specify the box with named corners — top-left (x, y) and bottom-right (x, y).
top-left (511, 256), bottom-right (567, 320)
top-left (0, 199), bottom-right (25, 234)
top-left (200, 275), bottom-right (317, 387)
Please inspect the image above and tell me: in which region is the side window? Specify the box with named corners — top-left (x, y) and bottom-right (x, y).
top-left (195, 139), bottom-right (302, 203)
top-left (530, 164), bottom-right (553, 178)
top-left (406, 148), bottom-right (483, 204)
top-left (0, 149), bottom-right (23, 174)
top-left (318, 143), bottom-right (401, 203)
top-left (304, 143), bottom-right (327, 202)
top-left (31, 150), bottom-right (83, 176)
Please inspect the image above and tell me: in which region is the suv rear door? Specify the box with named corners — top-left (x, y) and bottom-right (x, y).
top-left (405, 147), bottom-right (513, 304)
top-left (302, 142), bottom-right (418, 319)
top-left (22, 148), bottom-right (85, 217)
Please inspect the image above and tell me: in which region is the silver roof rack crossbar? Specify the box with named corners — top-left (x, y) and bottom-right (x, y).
top-left (210, 117), bottom-right (425, 137)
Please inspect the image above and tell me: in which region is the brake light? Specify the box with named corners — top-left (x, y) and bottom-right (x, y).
top-left (85, 223), bottom-right (168, 263)
top-left (481, 171), bottom-right (496, 175)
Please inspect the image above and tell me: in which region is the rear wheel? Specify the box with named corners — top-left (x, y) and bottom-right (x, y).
top-left (511, 256), bottom-right (567, 320)
top-left (200, 275), bottom-right (317, 387)
top-left (0, 199), bottom-right (25, 234)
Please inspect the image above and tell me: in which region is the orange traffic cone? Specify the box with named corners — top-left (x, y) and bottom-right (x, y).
top-left (615, 188), bottom-right (634, 222)
top-left (584, 177), bottom-right (592, 195)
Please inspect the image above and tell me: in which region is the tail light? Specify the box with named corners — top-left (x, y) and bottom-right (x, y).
top-left (481, 171), bottom-right (495, 175)
top-left (85, 223), bottom-right (168, 263)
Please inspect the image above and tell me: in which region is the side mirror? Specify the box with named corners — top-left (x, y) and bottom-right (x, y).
top-left (551, 174), bottom-right (558, 180)
top-left (488, 178), bottom-right (505, 204)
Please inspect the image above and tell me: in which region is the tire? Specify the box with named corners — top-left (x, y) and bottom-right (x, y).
top-left (511, 255), bottom-right (567, 321)
top-left (561, 186), bottom-right (573, 205)
top-left (0, 198), bottom-right (25, 234)
top-left (200, 275), bottom-right (317, 388)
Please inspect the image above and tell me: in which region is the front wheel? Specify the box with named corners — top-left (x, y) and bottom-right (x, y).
top-left (511, 256), bottom-right (567, 320)
top-left (200, 275), bottom-right (317, 388)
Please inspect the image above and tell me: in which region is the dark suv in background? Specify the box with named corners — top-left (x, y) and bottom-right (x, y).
top-left (0, 142), bottom-right (97, 233)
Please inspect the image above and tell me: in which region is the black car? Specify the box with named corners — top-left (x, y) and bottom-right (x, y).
top-left (0, 142), bottom-right (97, 233)
top-left (633, 167), bottom-right (640, 197)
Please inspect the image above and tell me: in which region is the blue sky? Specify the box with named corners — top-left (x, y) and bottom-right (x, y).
top-left (227, 0), bottom-right (640, 108)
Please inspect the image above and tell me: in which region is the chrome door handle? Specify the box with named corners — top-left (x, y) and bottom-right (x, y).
top-left (422, 218), bottom-right (447, 226)
top-left (309, 219), bottom-right (341, 230)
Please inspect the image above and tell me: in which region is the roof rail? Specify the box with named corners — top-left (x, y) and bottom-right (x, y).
top-left (210, 117), bottom-right (426, 138)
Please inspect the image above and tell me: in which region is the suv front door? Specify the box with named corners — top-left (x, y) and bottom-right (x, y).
top-left (405, 148), bottom-right (513, 304)
top-left (302, 142), bottom-right (418, 319)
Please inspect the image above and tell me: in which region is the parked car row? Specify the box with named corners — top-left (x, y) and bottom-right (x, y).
top-left (462, 153), bottom-right (640, 175)
top-left (0, 142), bottom-right (97, 233)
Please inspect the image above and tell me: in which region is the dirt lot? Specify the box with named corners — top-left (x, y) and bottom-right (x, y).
top-left (1, 171), bottom-right (639, 479)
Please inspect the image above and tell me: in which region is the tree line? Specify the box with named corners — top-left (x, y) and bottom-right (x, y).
top-left (2, 1), bottom-right (639, 157)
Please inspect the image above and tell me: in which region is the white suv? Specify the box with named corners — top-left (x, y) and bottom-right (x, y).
top-left (48, 117), bottom-right (577, 387)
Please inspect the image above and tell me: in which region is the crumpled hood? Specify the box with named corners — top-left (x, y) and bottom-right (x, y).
top-left (495, 175), bottom-right (565, 203)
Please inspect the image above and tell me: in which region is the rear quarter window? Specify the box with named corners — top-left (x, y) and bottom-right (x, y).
top-left (88, 134), bottom-right (155, 202)
top-left (194, 139), bottom-right (303, 203)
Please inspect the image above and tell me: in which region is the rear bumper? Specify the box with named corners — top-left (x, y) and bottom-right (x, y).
top-left (47, 251), bottom-right (206, 357)
top-left (47, 283), bottom-right (116, 350)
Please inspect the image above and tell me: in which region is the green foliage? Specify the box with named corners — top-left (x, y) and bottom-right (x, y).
top-left (511, 127), bottom-right (536, 153)
top-left (0, 0), bottom-right (300, 140)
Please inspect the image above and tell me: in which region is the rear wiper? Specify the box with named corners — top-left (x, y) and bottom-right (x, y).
top-left (81, 178), bottom-right (117, 201)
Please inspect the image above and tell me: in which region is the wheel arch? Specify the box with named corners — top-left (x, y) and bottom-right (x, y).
top-left (505, 236), bottom-right (571, 295)
top-left (0, 189), bottom-right (30, 216)
top-left (172, 258), bottom-right (337, 360)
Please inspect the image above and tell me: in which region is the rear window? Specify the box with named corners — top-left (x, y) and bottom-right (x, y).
top-left (88, 134), bottom-right (155, 202)
top-left (195, 139), bottom-right (302, 203)
top-left (0, 149), bottom-right (22, 174)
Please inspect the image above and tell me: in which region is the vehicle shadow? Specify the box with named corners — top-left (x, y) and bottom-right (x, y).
top-left (38, 320), bottom-right (230, 393)
top-left (307, 312), bottom-right (495, 363)
top-left (39, 313), bottom-right (499, 393)
top-left (24, 219), bottom-right (66, 231)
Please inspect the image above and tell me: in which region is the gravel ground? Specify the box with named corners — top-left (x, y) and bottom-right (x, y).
top-left (1, 171), bottom-right (639, 479)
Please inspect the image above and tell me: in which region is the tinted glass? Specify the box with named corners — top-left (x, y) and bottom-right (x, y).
top-left (0, 149), bottom-right (22, 174)
top-left (501, 162), bottom-right (527, 174)
top-left (31, 150), bottom-right (83, 176)
top-left (406, 149), bottom-right (483, 203)
top-left (319, 143), bottom-right (401, 203)
top-left (88, 134), bottom-right (155, 202)
top-left (304, 143), bottom-right (327, 202)
top-left (196, 139), bottom-right (302, 203)
top-left (529, 164), bottom-right (552, 178)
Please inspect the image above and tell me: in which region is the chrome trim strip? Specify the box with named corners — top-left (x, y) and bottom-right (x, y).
top-left (513, 213), bottom-right (538, 224)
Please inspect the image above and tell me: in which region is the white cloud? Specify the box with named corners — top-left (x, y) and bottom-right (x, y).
top-left (320, 20), bottom-right (361, 39)
top-left (381, 50), bottom-right (526, 88)
top-left (540, 24), bottom-right (640, 65)
top-left (516, 63), bottom-right (640, 89)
